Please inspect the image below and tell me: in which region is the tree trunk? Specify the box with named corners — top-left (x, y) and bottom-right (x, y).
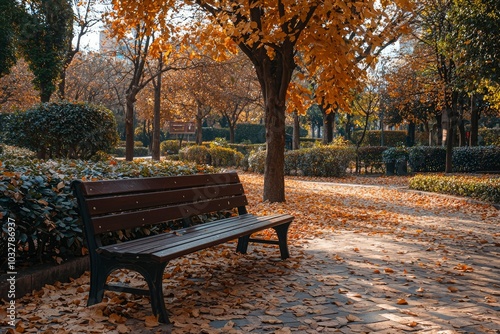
top-left (292, 111), bottom-right (300, 150)
top-left (322, 110), bottom-right (335, 144)
top-left (470, 94), bottom-right (479, 146)
top-left (125, 97), bottom-right (135, 161)
top-left (407, 122), bottom-right (415, 147)
top-left (152, 55), bottom-right (163, 161)
top-left (229, 124), bottom-right (235, 143)
top-left (195, 107), bottom-right (203, 145)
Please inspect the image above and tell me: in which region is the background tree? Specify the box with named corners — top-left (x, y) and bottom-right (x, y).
top-left (0, 0), bottom-right (19, 77)
top-left (17, 0), bottom-right (74, 102)
top-left (58, 0), bottom-right (103, 99)
top-left (0, 59), bottom-right (39, 111)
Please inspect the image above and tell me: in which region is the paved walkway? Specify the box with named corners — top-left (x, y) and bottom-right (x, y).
top-left (7, 178), bottom-right (500, 333)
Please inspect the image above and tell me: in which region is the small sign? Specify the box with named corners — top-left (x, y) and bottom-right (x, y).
top-left (168, 122), bottom-right (196, 134)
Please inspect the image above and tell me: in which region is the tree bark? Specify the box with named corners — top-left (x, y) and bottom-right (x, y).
top-left (152, 55), bottom-right (163, 160)
top-left (125, 97), bottom-right (135, 161)
top-left (292, 111), bottom-right (300, 150)
top-left (323, 111), bottom-right (335, 144)
top-left (470, 94), bottom-right (479, 146)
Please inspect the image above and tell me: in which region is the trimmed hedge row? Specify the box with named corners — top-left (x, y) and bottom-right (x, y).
top-left (0, 156), bottom-right (216, 269)
top-left (179, 145), bottom-right (245, 167)
top-left (248, 145), bottom-right (355, 177)
top-left (408, 146), bottom-right (500, 173)
top-left (409, 174), bottom-right (500, 204)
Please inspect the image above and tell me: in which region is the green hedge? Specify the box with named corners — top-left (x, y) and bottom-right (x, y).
top-left (2, 102), bottom-right (119, 159)
top-left (453, 146), bottom-right (500, 172)
top-left (111, 146), bottom-right (150, 157)
top-left (0, 157), bottom-right (216, 269)
top-left (248, 145), bottom-right (355, 177)
top-left (409, 174), bottom-right (500, 204)
top-left (179, 145), bottom-right (244, 167)
top-left (357, 146), bottom-right (387, 173)
top-left (352, 130), bottom-right (407, 147)
top-left (408, 146), bottom-right (446, 172)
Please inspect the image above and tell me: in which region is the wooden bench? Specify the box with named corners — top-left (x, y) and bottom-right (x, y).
top-left (71, 172), bottom-right (294, 323)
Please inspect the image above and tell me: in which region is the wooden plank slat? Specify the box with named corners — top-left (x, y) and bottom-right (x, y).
top-left (80, 172), bottom-right (240, 197)
top-left (90, 195), bottom-right (248, 234)
top-left (98, 214), bottom-right (294, 262)
top-left (85, 184), bottom-right (245, 216)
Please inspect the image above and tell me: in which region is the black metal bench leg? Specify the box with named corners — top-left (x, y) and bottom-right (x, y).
top-left (273, 222), bottom-right (291, 260)
top-left (236, 235), bottom-right (250, 254)
top-left (141, 262), bottom-right (169, 324)
top-left (88, 258), bottom-right (111, 306)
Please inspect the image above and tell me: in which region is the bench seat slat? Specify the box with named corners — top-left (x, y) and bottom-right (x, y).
top-left (100, 214), bottom-right (275, 255)
top-left (90, 195), bottom-right (248, 233)
top-left (98, 214), bottom-right (294, 262)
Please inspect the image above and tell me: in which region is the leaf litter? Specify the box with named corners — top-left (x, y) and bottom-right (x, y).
top-left (3, 172), bottom-right (499, 333)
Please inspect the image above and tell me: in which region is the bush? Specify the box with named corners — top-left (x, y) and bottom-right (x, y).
top-left (208, 145), bottom-right (244, 167)
top-left (235, 123), bottom-right (266, 143)
top-left (2, 102), bottom-right (119, 159)
top-left (453, 146), bottom-right (500, 172)
top-left (408, 146), bottom-right (446, 172)
top-left (202, 127), bottom-right (230, 142)
top-left (382, 147), bottom-right (409, 163)
top-left (409, 174), bottom-right (500, 204)
top-left (160, 140), bottom-right (182, 155)
top-left (179, 145), bottom-right (211, 164)
top-left (287, 146), bottom-right (355, 177)
top-left (356, 146), bottom-right (387, 173)
top-left (247, 149), bottom-right (267, 173)
top-left (0, 156), bottom-right (217, 269)
top-left (111, 146), bottom-right (150, 157)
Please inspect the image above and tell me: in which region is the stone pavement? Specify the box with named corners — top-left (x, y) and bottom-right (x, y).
top-left (127, 181), bottom-right (499, 334)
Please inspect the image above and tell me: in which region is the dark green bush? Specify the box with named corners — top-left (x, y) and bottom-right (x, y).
top-left (352, 130), bottom-right (407, 147)
top-left (3, 102), bottom-right (119, 159)
top-left (202, 127), bottom-right (230, 142)
top-left (0, 156), bottom-right (217, 269)
top-left (111, 146), bottom-right (149, 157)
top-left (408, 146), bottom-right (446, 172)
top-left (453, 146), bottom-right (500, 172)
top-left (235, 123), bottom-right (266, 143)
top-left (409, 174), bottom-right (500, 204)
top-left (357, 146), bottom-right (387, 173)
top-left (288, 146), bottom-right (355, 177)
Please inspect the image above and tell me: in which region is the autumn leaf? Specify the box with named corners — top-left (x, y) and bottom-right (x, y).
top-left (144, 315), bottom-right (159, 327)
top-left (384, 268), bottom-right (395, 273)
top-left (448, 286), bottom-right (459, 293)
top-left (397, 298), bottom-right (408, 305)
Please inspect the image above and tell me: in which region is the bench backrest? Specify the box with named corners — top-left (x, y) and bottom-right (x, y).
top-left (71, 172), bottom-right (248, 237)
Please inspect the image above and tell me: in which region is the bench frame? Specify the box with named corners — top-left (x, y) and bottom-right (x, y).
top-left (71, 172), bottom-right (293, 323)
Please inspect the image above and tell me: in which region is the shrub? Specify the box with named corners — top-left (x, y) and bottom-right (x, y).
top-left (202, 127), bottom-right (230, 142)
top-left (179, 145), bottom-right (211, 164)
top-left (408, 146), bottom-right (446, 172)
top-left (247, 149), bottom-right (267, 173)
top-left (288, 146), bottom-right (355, 177)
top-left (356, 146), bottom-right (387, 174)
top-left (453, 146), bottom-right (500, 172)
top-left (208, 145), bottom-right (244, 167)
top-left (409, 174), bottom-right (500, 204)
top-left (160, 140), bottom-right (182, 155)
top-left (111, 146), bottom-right (149, 157)
top-left (382, 147), bottom-right (409, 163)
top-left (235, 123), bottom-right (266, 143)
top-left (0, 156), bottom-right (217, 269)
top-left (3, 102), bottom-right (119, 159)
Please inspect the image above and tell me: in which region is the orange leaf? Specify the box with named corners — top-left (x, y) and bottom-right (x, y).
top-left (384, 268), bottom-right (394, 273)
top-left (448, 286), bottom-right (458, 293)
top-left (397, 298), bottom-right (408, 305)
